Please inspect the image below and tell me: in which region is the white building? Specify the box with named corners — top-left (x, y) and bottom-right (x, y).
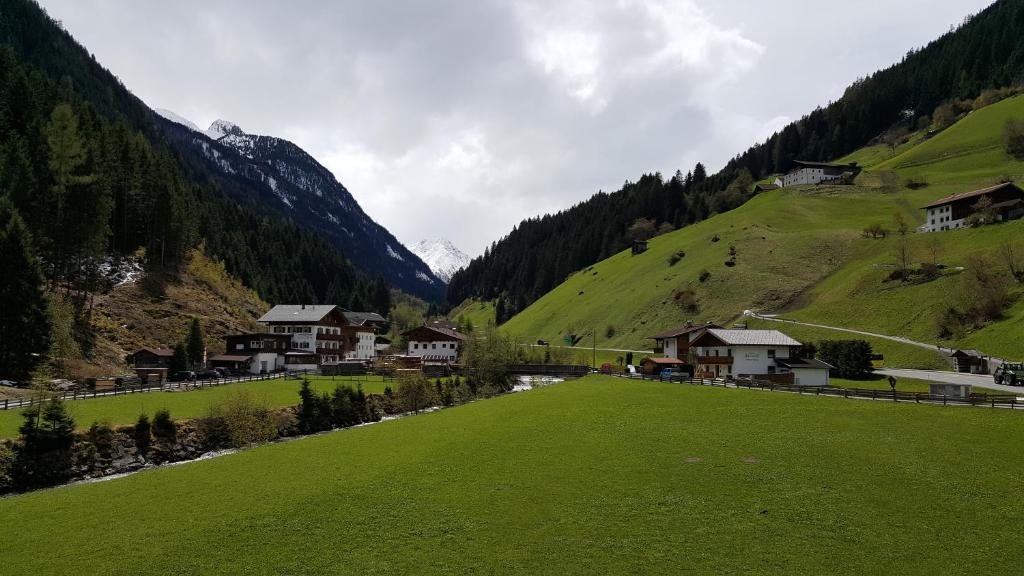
top-left (401, 324), bottom-right (467, 362)
top-left (780, 161), bottom-right (860, 187)
top-left (258, 305), bottom-right (386, 365)
top-left (689, 329), bottom-right (831, 386)
top-left (919, 182), bottom-right (1024, 233)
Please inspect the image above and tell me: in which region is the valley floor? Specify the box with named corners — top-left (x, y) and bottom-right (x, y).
top-left (2, 376), bottom-right (1022, 575)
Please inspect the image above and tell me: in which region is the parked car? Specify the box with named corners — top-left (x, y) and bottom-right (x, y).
top-left (196, 369), bottom-right (222, 380)
top-left (169, 371), bottom-right (196, 382)
top-left (213, 367), bottom-right (232, 378)
top-left (659, 368), bottom-right (681, 380)
top-left (994, 363), bottom-right (1024, 385)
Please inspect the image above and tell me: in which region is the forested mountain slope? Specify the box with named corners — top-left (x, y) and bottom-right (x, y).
top-left (501, 93), bottom-right (1024, 367)
top-left (450, 0), bottom-right (1024, 316)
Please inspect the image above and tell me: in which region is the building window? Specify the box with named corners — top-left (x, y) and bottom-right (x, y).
top-left (251, 341), bottom-right (261, 349)
top-left (432, 343), bottom-right (437, 349)
top-left (235, 344), bottom-right (244, 350)
top-left (767, 349), bottom-right (776, 358)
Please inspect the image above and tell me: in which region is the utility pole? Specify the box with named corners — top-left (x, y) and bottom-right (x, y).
top-left (593, 330), bottom-right (596, 370)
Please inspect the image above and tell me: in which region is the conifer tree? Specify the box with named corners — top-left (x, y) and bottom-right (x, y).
top-left (0, 198), bottom-right (50, 380)
top-left (186, 318), bottom-right (205, 369)
top-left (12, 397), bottom-right (76, 489)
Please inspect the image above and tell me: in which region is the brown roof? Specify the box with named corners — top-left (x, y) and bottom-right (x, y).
top-left (642, 357), bottom-right (686, 365)
top-left (792, 160), bottom-right (860, 170)
top-left (133, 347), bottom-right (174, 357)
top-left (921, 182), bottom-right (1023, 209)
top-left (648, 323), bottom-right (720, 340)
top-left (401, 325), bottom-right (467, 341)
top-left (209, 354), bottom-right (253, 362)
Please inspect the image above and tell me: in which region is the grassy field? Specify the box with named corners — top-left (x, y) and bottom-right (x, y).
top-left (501, 95), bottom-right (1024, 366)
top-left (0, 375), bottom-right (391, 439)
top-left (2, 375), bottom-right (1023, 574)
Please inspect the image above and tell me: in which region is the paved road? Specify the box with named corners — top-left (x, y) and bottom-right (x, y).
top-left (878, 368), bottom-right (1024, 394)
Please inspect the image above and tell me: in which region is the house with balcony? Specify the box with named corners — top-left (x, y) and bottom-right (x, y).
top-left (258, 304), bottom-right (386, 365)
top-left (127, 347), bottom-right (174, 382)
top-left (919, 182), bottom-right (1024, 232)
top-left (402, 323), bottom-right (467, 363)
top-left (647, 322), bottom-right (721, 360)
top-left (689, 329), bottom-right (831, 386)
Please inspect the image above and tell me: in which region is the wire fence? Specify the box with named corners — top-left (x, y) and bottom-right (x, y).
top-left (620, 373), bottom-right (1024, 409)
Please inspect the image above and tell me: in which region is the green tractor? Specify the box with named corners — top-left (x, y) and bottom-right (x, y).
top-left (993, 362), bottom-right (1024, 386)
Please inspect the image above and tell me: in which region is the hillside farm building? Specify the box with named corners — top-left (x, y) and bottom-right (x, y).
top-left (402, 324), bottom-right (467, 363)
top-left (780, 161), bottom-right (861, 187)
top-left (919, 182), bottom-right (1024, 232)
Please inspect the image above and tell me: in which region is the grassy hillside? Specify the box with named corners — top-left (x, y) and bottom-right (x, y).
top-left (79, 249), bottom-right (267, 377)
top-left (3, 376), bottom-right (1023, 575)
top-left (502, 95), bottom-right (1024, 366)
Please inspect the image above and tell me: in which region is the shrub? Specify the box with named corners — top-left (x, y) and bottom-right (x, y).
top-left (396, 372), bottom-right (440, 414)
top-left (134, 414), bottom-right (152, 454)
top-left (904, 178), bottom-right (928, 190)
top-left (862, 223), bottom-right (888, 239)
top-left (12, 398), bottom-right (76, 489)
top-left (152, 409), bottom-right (177, 443)
top-left (673, 289), bottom-right (699, 313)
top-left (817, 340), bottom-right (874, 379)
top-left (605, 325), bottom-right (616, 338)
top-left (1005, 119), bottom-right (1024, 160)
top-left (711, 235), bottom-right (720, 243)
top-left (84, 421), bottom-right (114, 464)
top-left (0, 442), bottom-right (14, 493)
top-left (463, 327), bottom-right (518, 392)
top-left (667, 251), bottom-right (685, 266)
top-left (215, 390), bottom-right (279, 447)
top-left (698, 269), bottom-right (711, 283)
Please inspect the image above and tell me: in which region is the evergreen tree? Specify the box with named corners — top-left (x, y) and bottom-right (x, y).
top-left (0, 198), bottom-right (50, 380)
top-left (11, 397), bottom-right (76, 489)
top-left (297, 379), bottom-right (317, 434)
top-left (134, 413), bottom-right (152, 455)
top-left (170, 343), bottom-right (188, 374)
top-left (43, 103), bottom-right (94, 286)
top-left (186, 317), bottom-right (205, 369)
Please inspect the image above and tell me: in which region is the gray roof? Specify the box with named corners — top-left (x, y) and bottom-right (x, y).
top-left (258, 304), bottom-right (337, 323)
top-left (342, 310), bottom-right (387, 325)
top-left (776, 357), bottom-right (833, 370)
top-left (705, 329), bottom-right (802, 347)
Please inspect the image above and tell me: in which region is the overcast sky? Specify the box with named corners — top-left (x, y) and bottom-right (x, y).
top-left (40, 0), bottom-right (992, 256)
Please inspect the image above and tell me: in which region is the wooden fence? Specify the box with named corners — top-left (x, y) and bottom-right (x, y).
top-left (623, 373), bottom-right (1024, 409)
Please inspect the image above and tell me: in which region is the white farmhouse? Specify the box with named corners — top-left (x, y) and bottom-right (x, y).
top-left (401, 324), bottom-right (467, 363)
top-left (919, 182), bottom-right (1024, 232)
top-left (689, 329), bottom-right (831, 387)
top-left (780, 161), bottom-right (861, 187)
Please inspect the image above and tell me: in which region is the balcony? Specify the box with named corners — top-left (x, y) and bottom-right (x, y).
top-left (696, 356), bottom-right (734, 365)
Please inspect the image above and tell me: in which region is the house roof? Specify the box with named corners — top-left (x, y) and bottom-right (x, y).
top-left (921, 182), bottom-right (1023, 209)
top-left (951, 349), bottom-right (985, 358)
top-left (642, 357), bottom-right (686, 365)
top-left (342, 310), bottom-right (387, 325)
top-left (258, 304), bottom-right (337, 323)
top-left (401, 324), bottom-right (467, 341)
top-left (132, 347), bottom-right (174, 357)
top-left (775, 357), bottom-right (834, 370)
top-left (208, 354), bottom-right (253, 362)
top-left (791, 160), bottom-right (860, 170)
top-left (753, 183), bottom-right (779, 192)
top-left (695, 329), bottom-right (802, 347)
top-left (648, 323), bottom-right (720, 340)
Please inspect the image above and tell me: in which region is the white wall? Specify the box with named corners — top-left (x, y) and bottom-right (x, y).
top-left (248, 352), bottom-right (281, 374)
top-left (782, 168), bottom-right (841, 187)
top-left (921, 205), bottom-right (964, 232)
top-left (791, 368), bottom-right (829, 387)
top-left (696, 345), bottom-right (791, 376)
top-left (407, 340), bottom-right (459, 360)
top-left (664, 339), bottom-right (678, 359)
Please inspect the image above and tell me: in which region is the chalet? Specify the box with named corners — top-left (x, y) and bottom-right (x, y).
top-left (647, 322), bottom-right (721, 360)
top-left (258, 304), bottom-right (386, 364)
top-left (689, 329), bottom-right (831, 386)
top-left (221, 333), bottom-right (292, 373)
top-left (402, 323), bottom-right (467, 363)
top-left (127, 347), bottom-right (174, 381)
top-left (780, 161), bottom-right (861, 187)
top-left (919, 182), bottom-right (1024, 232)
top-left (752, 183), bottom-right (779, 194)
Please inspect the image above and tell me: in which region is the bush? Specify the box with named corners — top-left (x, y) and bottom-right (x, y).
top-left (862, 223), bottom-right (889, 239)
top-left (152, 409), bottom-right (177, 444)
top-left (817, 340), bottom-right (874, 379)
top-left (673, 289), bottom-right (699, 313)
top-left (12, 398), bottom-right (76, 489)
top-left (463, 328), bottom-right (518, 392)
top-left (667, 251), bottom-right (685, 266)
top-left (83, 421), bottom-right (114, 465)
top-left (0, 442), bottom-right (14, 493)
top-left (1005, 119), bottom-right (1024, 160)
top-left (904, 178), bottom-right (928, 190)
top-left (698, 269), bottom-right (711, 283)
top-left (396, 372), bottom-right (440, 414)
top-left (605, 325), bottom-right (616, 338)
top-left (214, 390), bottom-right (279, 447)
top-left (711, 235), bottom-right (720, 243)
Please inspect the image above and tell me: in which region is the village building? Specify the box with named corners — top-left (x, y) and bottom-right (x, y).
top-left (689, 329), bottom-right (831, 386)
top-left (257, 304), bottom-right (386, 365)
top-left (780, 161), bottom-right (861, 187)
top-left (752, 183), bottom-right (779, 194)
top-left (647, 322), bottom-right (721, 360)
top-left (639, 356), bottom-right (687, 375)
top-left (401, 323), bottom-right (467, 363)
top-left (919, 182), bottom-right (1024, 232)
top-left (950, 349), bottom-right (989, 374)
top-left (127, 347), bottom-right (174, 382)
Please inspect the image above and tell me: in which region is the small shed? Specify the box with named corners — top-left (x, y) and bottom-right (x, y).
top-left (775, 358), bottom-right (833, 387)
top-left (951, 350), bottom-right (988, 374)
top-left (209, 354), bottom-right (253, 373)
top-left (639, 356), bottom-right (686, 375)
top-left (632, 240), bottom-right (649, 255)
top-left (930, 382), bottom-right (972, 398)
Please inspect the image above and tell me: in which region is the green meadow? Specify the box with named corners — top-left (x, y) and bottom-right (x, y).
top-left (0, 375), bottom-right (390, 439)
top-left (2, 376), bottom-right (1023, 575)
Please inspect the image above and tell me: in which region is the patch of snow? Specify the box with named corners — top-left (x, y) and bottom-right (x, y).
top-left (386, 244), bottom-right (404, 261)
top-left (154, 108), bottom-right (201, 132)
top-left (266, 176), bottom-right (293, 208)
top-left (96, 256), bottom-right (144, 288)
top-left (205, 119), bottom-right (244, 140)
top-left (326, 212), bottom-right (339, 224)
top-left (416, 271), bottom-right (436, 284)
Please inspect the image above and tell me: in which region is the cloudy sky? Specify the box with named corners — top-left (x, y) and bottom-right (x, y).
top-left (41, 0), bottom-right (991, 256)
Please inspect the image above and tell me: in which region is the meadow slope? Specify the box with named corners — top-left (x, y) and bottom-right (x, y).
top-left (2, 376), bottom-right (1022, 575)
top-left (501, 95), bottom-right (1024, 366)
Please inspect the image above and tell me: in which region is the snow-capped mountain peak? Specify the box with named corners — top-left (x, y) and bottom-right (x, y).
top-left (410, 239), bottom-right (470, 283)
top-left (206, 119), bottom-right (244, 139)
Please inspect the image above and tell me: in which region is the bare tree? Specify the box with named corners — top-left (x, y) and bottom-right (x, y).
top-left (892, 212), bottom-right (909, 237)
top-left (1000, 241), bottom-right (1024, 282)
top-left (894, 236), bottom-right (913, 280)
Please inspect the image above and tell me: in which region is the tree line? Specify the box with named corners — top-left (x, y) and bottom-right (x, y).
top-left (449, 0), bottom-right (1024, 317)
